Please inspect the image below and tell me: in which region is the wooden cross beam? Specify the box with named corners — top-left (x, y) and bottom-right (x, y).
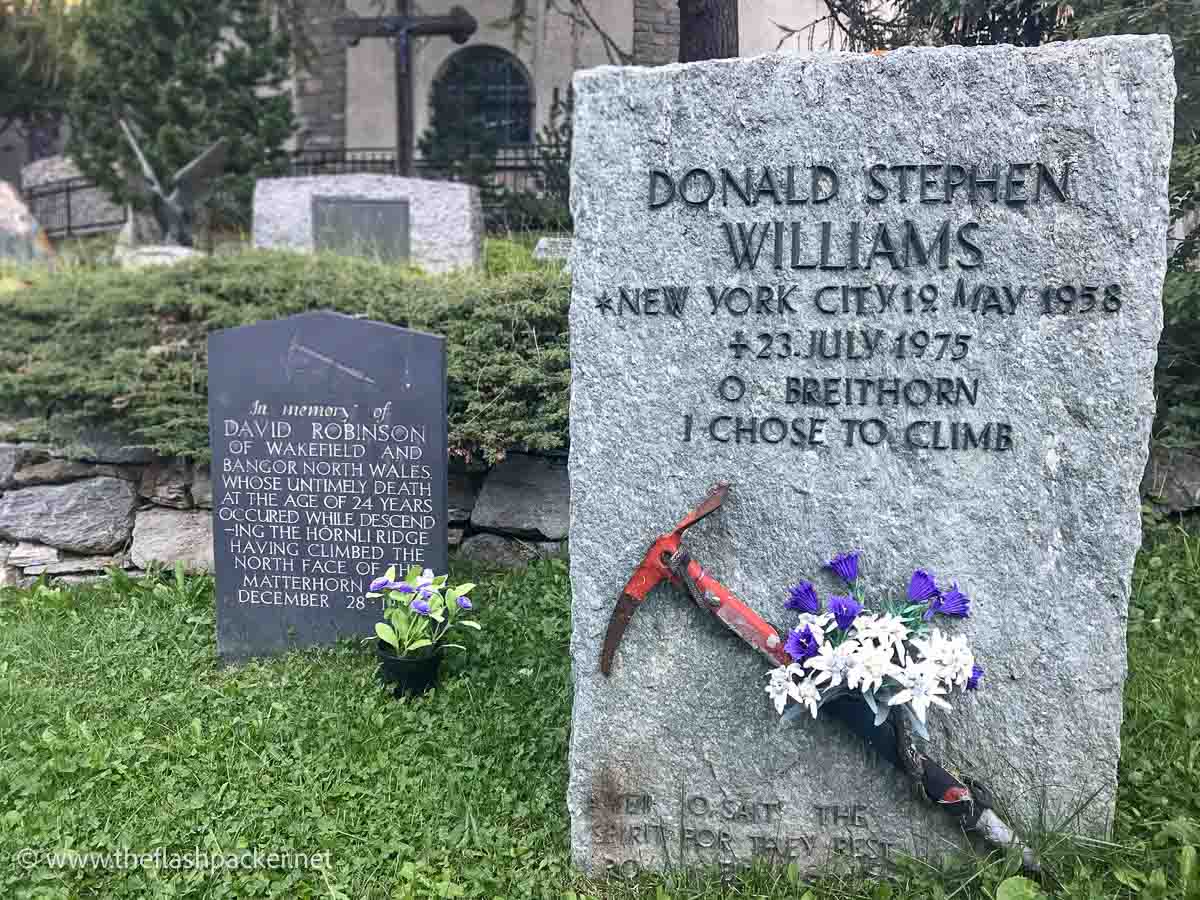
top-left (333, 4), bottom-right (478, 176)
top-left (333, 6), bottom-right (477, 47)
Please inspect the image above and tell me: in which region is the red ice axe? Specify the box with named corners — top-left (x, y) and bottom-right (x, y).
top-left (600, 483), bottom-right (791, 675)
top-left (600, 483), bottom-right (1039, 871)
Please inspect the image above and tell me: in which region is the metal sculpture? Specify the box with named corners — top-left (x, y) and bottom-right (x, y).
top-left (119, 119), bottom-right (229, 247)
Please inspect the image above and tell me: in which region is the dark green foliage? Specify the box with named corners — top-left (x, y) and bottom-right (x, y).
top-left (66, 0), bottom-right (295, 231)
top-left (0, 250), bottom-right (570, 462)
top-left (0, 1), bottom-right (78, 145)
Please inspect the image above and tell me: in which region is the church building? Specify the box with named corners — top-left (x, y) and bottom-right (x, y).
top-left (291, 0), bottom-right (841, 156)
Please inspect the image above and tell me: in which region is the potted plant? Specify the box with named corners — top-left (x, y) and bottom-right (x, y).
top-left (367, 565), bottom-right (481, 697)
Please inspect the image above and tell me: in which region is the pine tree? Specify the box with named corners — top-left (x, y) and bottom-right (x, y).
top-left (66, 0), bottom-right (295, 229)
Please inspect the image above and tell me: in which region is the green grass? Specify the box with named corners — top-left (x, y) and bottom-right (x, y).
top-left (2, 525), bottom-right (1200, 898)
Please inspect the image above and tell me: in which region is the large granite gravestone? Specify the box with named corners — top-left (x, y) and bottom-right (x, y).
top-left (567, 37), bottom-right (1174, 875)
top-left (253, 175), bottom-right (482, 273)
top-left (209, 311), bottom-right (447, 660)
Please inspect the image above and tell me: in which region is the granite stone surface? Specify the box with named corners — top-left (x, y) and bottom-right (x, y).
top-left (0, 477), bottom-right (137, 554)
top-left (567, 37), bottom-right (1173, 875)
top-left (252, 174), bottom-right (483, 273)
top-left (131, 508), bottom-right (213, 572)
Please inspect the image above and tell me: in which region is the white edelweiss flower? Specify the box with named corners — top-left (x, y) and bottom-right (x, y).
top-left (805, 639), bottom-right (861, 688)
top-left (848, 643), bottom-right (900, 694)
top-left (795, 612), bottom-right (834, 645)
top-left (765, 667), bottom-right (792, 715)
top-left (847, 612), bottom-right (878, 637)
top-left (417, 568), bottom-right (436, 586)
top-left (856, 613), bottom-right (911, 661)
top-left (786, 662), bottom-right (808, 681)
top-left (910, 627), bottom-right (955, 665)
top-left (941, 634), bottom-right (976, 687)
top-left (888, 660), bottom-right (953, 723)
top-left (790, 677), bottom-right (822, 719)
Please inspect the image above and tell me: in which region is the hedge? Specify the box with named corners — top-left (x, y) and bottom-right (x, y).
top-left (0, 250), bottom-right (570, 463)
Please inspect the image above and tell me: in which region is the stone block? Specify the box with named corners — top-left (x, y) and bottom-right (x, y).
top-left (22, 554), bottom-right (126, 577)
top-left (0, 478), bottom-right (137, 554)
top-left (8, 542), bottom-right (60, 568)
top-left (130, 508), bottom-right (213, 572)
top-left (567, 37), bottom-right (1173, 873)
top-left (471, 453), bottom-right (569, 540)
top-left (192, 464), bottom-right (213, 509)
top-left (140, 459), bottom-right (193, 509)
top-left (253, 175), bottom-right (483, 273)
top-left (6, 456), bottom-right (133, 489)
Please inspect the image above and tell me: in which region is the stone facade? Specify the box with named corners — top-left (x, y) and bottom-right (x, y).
top-left (632, 0), bottom-right (679, 66)
top-left (293, 0), bottom-right (349, 149)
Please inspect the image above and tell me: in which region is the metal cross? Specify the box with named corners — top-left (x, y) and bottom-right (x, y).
top-left (333, 3), bottom-right (478, 176)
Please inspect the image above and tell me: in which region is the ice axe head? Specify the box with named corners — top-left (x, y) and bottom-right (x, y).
top-left (599, 483), bottom-right (729, 675)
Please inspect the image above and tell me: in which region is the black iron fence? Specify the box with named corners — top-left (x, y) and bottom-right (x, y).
top-left (25, 145), bottom-right (569, 239)
top-left (24, 176), bottom-right (129, 238)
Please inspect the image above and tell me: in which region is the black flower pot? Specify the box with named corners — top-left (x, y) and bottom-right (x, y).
top-left (375, 640), bottom-right (443, 697)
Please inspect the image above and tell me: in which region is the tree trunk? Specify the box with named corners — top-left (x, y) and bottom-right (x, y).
top-left (678, 0), bottom-right (738, 62)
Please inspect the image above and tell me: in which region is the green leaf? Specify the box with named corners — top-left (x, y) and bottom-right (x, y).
top-left (996, 876), bottom-right (1045, 900)
top-left (1179, 845), bottom-right (1197, 894)
top-left (406, 639), bottom-right (433, 652)
top-left (384, 565), bottom-right (396, 583)
top-left (458, 620), bottom-right (482, 630)
top-left (375, 622), bottom-right (399, 650)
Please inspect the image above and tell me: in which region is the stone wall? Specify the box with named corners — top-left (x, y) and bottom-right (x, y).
top-left (632, 0), bottom-right (679, 66)
top-left (2, 419), bottom-right (1196, 587)
top-left (294, 0), bottom-right (349, 149)
top-left (0, 427), bottom-right (568, 585)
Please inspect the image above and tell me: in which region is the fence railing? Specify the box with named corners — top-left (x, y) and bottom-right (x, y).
top-left (25, 146), bottom-right (570, 240)
top-left (24, 176), bottom-right (129, 238)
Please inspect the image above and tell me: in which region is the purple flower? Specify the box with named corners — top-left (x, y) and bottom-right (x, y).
top-left (828, 595), bottom-right (863, 630)
top-left (967, 663), bottom-right (984, 691)
top-left (410, 598), bottom-right (431, 616)
top-left (418, 585), bottom-right (434, 599)
top-left (908, 569), bottom-right (939, 604)
top-left (456, 596), bottom-right (473, 610)
top-left (935, 583), bottom-right (971, 618)
top-left (368, 575), bottom-right (393, 592)
top-left (826, 551), bottom-right (860, 584)
top-left (395, 583), bottom-right (415, 594)
top-left (784, 582), bottom-right (820, 614)
top-left (784, 625), bottom-right (820, 662)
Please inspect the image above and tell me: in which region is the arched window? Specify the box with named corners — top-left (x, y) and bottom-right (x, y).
top-left (430, 46), bottom-right (533, 146)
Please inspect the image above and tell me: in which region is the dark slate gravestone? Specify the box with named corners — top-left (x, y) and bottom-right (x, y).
top-left (208, 311), bottom-right (447, 660)
top-left (312, 195), bottom-right (411, 263)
